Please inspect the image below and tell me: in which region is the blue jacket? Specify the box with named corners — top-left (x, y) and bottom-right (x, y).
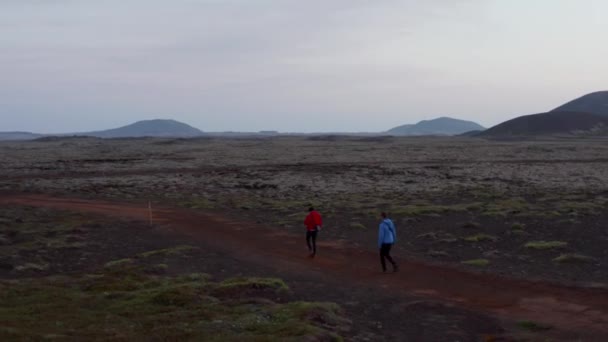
top-left (378, 218), bottom-right (396, 248)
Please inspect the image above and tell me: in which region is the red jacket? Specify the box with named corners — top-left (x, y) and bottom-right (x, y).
top-left (304, 211), bottom-right (322, 231)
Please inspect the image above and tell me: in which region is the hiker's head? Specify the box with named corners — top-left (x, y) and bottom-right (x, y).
top-left (309, 207), bottom-right (315, 212)
top-left (381, 212), bottom-right (387, 219)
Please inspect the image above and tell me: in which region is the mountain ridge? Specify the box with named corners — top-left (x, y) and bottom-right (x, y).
top-left (477, 91), bottom-right (608, 138)
top-left (477, 111), bottom-right (608, 138)
top-left (551, 91), bottom-right (608, 116)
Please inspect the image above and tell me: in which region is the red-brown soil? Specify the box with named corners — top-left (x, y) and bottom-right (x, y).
top-left (1, 193), bottom-right (607, 340)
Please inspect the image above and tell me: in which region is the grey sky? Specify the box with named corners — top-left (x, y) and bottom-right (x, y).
top-left (1, 0), bottom-right (607, 133)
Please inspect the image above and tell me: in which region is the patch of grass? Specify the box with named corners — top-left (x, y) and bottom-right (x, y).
top-left (427, 250), bottom-right (449, 258)
top-left (15, 263), bottom-right (49, 272)
top-left (461, 259), bottom-right (490, 266)
top-left (553, 254), bottom-right (594, 263)
top-left (524, 241), bottom-right (568, 250)
top-left (510, 229), bottom-right (527, 236)
top-left (274, 302), bottom-right (351, 334)
top-left (417, 232), bottom-right (439, 239)
top-left (0, 271), bottom-right (348, 340)
top-left (269, 199), bottom-right (317, 211)
top-left (104, 258), bottom-right (134, 269)
top-left (44, 238), bottom-right (87, 250)
top-left (557, 201), bottom-right (602, 215)
top-left (216, 277), bottom-right (289, 292)
top-left (392, 202), bottom-right (482, 217)
top-left (461, 221), bottom-right (480, 229)
top-left (464, 234), bottom-right (497, 242)
top-left (481, 198), bottom-right (529, 218)
top-left (138, 245), bottom-right (200, 258)
top-left (511, 222), bottom-right (525, 230)
top-left (349, 222), bottom-right (367, 230)
top-left (417, 231), bottom-right (458, 243)
top-left (144, 263), bottom-right (169, 274)
top-left (182, 272), bottom-right (211, 280)
top-left (179, 198), bottom-right (215, 209)
top-left (517, 320), bottom-right (553, 331)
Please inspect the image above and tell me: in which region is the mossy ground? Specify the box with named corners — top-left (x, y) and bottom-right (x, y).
top-left (461, 259), bottom-right (490, 267)
top-left (0, 266), bottom-right (348, 340)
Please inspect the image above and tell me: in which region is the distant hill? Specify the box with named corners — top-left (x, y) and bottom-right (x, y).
top-left (478, 111), bottom-right (608, 138)
top-left (1, 119), bottom-right (204, 140)
top-left (83, 119), bottom-right (204, 138)
top-left (387, 117), bottom-right (485, 136)
top-left (552, 91), bottom-right (608, 117)
top-left (458, 130), bottom-right (484, 137)
top-left (0, 131), bottom-right (43, 141)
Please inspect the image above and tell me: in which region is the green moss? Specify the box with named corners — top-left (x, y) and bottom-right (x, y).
top-left (517, 320), bottom-right (553, 331)
top-left (524, 241), bottom-right (568, 250)
top-left (427, 250), bottom-right (449, 258)
top-left (0, 208), bottom-right (91, 259)
top-left (104, 258), bottom-right (134, 269)
top-left (510, 229), bottom-right (527, 236)
top-left (177, 273), bottom-right (212, 282)
top-left (463, 234), bottom-right (497, 242)
top-left (138, 245), bottom-right (200, 258)
top-left (511, 222), bottom-right (525, 230)
top-left (461, 221), bottom-right (480, 229)
top-left (553, 254), bottom-right (594, 263)
top-left (179, 198), bottom-right (214, 209)
top-left (15, 263), bottom-right (49, 272)
top-left (217, 277), bottom-right (289, 292)
top-left (417, 232), bottom-right (439, 239)
top-left (144, 263), bottom-right (169, 274)
top-left (349, 222), bottom-right (367, 230)
top-left (461, 259), bottom-right (490, 266)
top-left (149, 284), bottom-right (200, 306)
top-left (392, 202), bottom-right (481, 217)
top-left (271, 302), bottom-right (350, 339)
top-left (557, 201), bottom-right (602, 214)
top-left (481, 198), bottom-right (529, 217)
top-left (0, 272), bottom-right (348, 340)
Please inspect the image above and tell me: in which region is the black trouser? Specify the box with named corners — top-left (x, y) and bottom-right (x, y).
top-left (306, 230), bottom-right (318, 254)
top-left (380, 243), bottom-right (397, 271)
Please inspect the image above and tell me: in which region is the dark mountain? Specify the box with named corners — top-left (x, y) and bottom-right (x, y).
top-left (478, 111), bottom-right (608, 138)
top-left (84, 119), bottom-right (204, 138)
top-left (0, 131), bottom-right (43, 141)
top-left (387, 117), bottom-right (485, 136)
top-left (552, 91), bottom-right (608, 116)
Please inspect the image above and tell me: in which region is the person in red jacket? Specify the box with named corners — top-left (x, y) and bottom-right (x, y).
top-left (304, 207), bottom-right (322, 257)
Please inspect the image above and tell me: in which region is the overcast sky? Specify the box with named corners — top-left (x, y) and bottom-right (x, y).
top-left (1, 0), bottom-right (607, 133)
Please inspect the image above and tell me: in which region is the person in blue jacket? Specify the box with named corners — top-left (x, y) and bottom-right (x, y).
top-left (378, 212), bottom-right (398, 272)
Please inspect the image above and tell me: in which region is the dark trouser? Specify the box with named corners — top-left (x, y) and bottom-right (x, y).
top-left (380, 243), bottom-right (397, 271)
top-left (306, 230), bottom-right (318, 254)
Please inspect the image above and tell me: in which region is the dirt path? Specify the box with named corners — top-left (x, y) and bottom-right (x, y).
top-left (3, 193), bottom-right (608, 339)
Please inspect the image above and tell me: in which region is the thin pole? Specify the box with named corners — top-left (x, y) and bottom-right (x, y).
top-left (148, 201), bottom-right (153, 226)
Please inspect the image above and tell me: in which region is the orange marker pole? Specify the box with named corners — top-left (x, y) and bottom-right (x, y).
top-left (148, 201), bottom-right (153, 226)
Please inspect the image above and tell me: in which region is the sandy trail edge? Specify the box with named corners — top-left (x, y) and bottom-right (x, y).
top-left (2, 194), bottom-right (607, 338)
